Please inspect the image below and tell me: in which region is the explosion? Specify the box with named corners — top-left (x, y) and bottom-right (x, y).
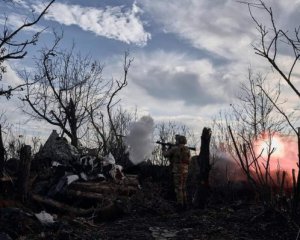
top-left (253, 132), bottom-right (298, 173)
top-left (255, 133), bottom-right (284, 159)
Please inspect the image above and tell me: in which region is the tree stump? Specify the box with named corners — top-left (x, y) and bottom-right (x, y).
top-left (17, 145), bottom-right (32, 203)
top-left (193, 127), bottom-right (212, 208)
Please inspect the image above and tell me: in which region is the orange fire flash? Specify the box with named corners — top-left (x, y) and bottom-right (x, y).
top-left (253, 132), bottom-right (298, 174)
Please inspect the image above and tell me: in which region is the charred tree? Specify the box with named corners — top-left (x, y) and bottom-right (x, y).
top-left (194, 127), bottom-right (212, 208)
top-left (17, 145), bottom-right (31, 203)
top-left (67, 98), bottom-right (78, 147)
top-left (0, 125), bottom-right (5, 177)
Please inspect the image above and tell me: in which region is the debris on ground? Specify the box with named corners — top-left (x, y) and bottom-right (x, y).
top-left (0, 130), bottom-right (299, 239)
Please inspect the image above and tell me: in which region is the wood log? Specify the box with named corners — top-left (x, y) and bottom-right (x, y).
top-left (32, 194), bottom-right (123, 220)
top-left (17, 145), bottom-right (32, 203)
top-left (123, 176), bottom-right (140, 186)
top-left (69, 182), bottom-right (138, 195)
top-left (70, 182), bottom-right (115, 189)
top-left (125, 174), bottom-right (138, 179)
top-left (32, 194), bottom-right (97, 216)
top-left (66, 190), bottom-right (103, 200)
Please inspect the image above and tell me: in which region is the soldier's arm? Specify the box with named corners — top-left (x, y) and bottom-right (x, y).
top-left (163, 147), bottom-right (175, 158)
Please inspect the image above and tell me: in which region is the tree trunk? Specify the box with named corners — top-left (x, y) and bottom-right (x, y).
top-left (0, 125), bottom-right (5, 177)
top-left (68, 98), bottom-right (78, 148)
top-left (194, 127), bottom-right (212, 208)
top-left (17, 145), bottom-right (32, 203)
top-left (292, 127), bottom-right (300, 217)
top-left (70, 131), bottom-right (78, 148)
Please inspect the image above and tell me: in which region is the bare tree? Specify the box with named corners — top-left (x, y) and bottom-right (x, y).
top-left (0, 0), bottom-right (55, 98)
top-left (213, 68), bottom-right (285, 160)
top-left (241, 0), bottom-right (300, 98)
top-left (212, 68), bottom-right (289, 204)
top-left (21, 39), bottom-right (111, 148)
top-left (87, 53), bottom-right (134, 164)
top-left (88, 106), bottom-right (136, 158)
top-left (240, 0), bottom-right (300, 212)
top-left (106, 52), bottom-right (132, 143)
top-left (231, 68), bottom-right (286, 140)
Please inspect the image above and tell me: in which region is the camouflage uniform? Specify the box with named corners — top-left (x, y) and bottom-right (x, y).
top-left (163, 135), bottom-right (191, 207)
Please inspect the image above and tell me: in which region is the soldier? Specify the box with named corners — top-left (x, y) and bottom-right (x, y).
top-left (163, 135), bottom-right (191, 210)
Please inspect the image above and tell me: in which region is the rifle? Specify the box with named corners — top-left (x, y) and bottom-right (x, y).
top-left (156, 141), bottom-right (196, 151)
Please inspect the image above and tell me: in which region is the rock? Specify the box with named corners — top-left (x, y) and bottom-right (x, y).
top-left (34, 210), bottom-right (56, 225)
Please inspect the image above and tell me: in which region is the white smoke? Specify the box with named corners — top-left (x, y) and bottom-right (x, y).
top-left (125, 115), bottom-right (155, 165)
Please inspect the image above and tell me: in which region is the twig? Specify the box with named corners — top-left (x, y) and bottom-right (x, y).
top-left (257, 85), bottom-right (297, 135)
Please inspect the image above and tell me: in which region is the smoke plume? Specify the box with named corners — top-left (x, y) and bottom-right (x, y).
top-left (125, 115), bottom-right (155, 165)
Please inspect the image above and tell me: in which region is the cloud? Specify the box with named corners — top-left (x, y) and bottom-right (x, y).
top-left (139, 0), bottom-right (254, 60)
top-left (133, 69), bottom-right (219, 106)
top-left (100, 50), bottom-right (230, 137)
top-left (0, 13), bottom-right (47, 32)
top-left (33, 2), bottom-right (151, 46)
top-left (126, 50), bottom-right (237, 107)
top-left (1, 63), bottom-right (24, 86)
top-left (136, 1), bottom-right (300, 109)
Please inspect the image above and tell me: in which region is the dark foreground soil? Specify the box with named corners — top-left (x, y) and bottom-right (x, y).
top-left (1, 177), bottom-right (299, 240)
top-left (1, 200), bottom-right (298, 240)
top-left (95, 203), bottom-right (298, 240)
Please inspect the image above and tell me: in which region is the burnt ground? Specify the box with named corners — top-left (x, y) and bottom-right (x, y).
top-left (1, 184), bottom-right (299, 240)
top-left (90, 203), bottom-right (299, 240)
top-left (5, 201), bottom-right (297, 240)
top-left (0, 167), bottom-right (299, 240)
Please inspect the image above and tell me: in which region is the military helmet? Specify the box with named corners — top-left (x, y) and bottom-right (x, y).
top-left (177, 135), bottom-right (187, 144)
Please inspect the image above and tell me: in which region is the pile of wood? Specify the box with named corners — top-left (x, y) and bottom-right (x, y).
top-left (32, 175), bottom-right (140, 218)
top-left (0, 143), bottom-right (141, 221)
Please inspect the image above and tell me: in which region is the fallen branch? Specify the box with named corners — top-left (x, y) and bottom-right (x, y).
top-left (32, 194), bottom-right (97, 216)
top-left (66, 190), bottom-right (103, 200)
top-left (69, 182), bottom-right (138, 195)
top-left (32, 194), bottom-right (124, 221)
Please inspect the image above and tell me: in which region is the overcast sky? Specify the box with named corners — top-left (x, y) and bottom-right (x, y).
top-left (1, 0), bottom-right (300, 140)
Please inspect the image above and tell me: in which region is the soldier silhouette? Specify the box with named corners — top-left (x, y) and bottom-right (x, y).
top-left (163, 135), bottom-right (191, 210)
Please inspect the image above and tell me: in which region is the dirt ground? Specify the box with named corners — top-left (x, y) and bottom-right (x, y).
top-left (1, 200), bottom-right (298, 240)
top-left (97, 203), bottom-right (298, 240)
top-left (1, 177), bottom-right (299, 240)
